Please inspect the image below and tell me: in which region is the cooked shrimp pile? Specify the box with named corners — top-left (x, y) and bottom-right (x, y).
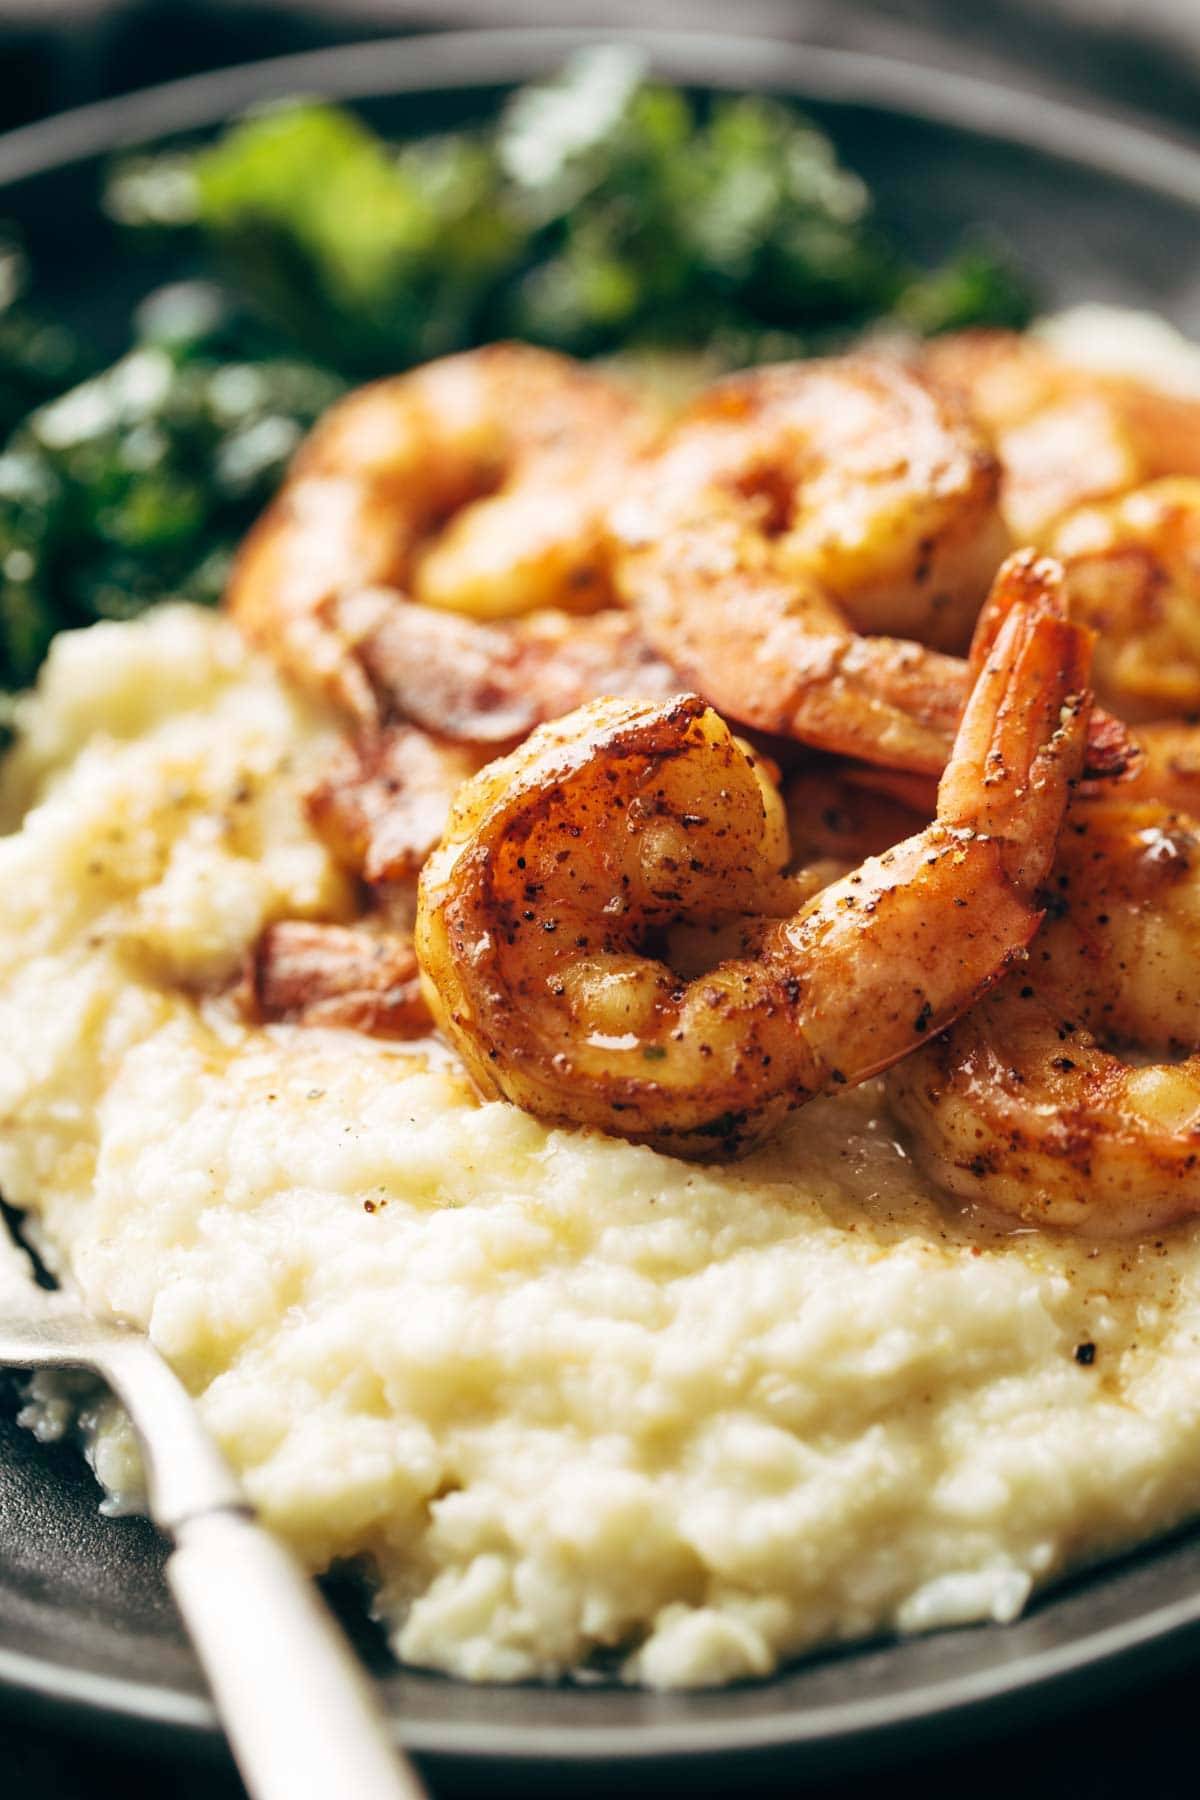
top-left (416, 581), bottom-right (1090, 1154)
top-left (887, 562), bottom-right (1200, 1237)
top-left (610, 352), bottom-right (1126, 779)
top-left (923, 329), bottom-right (1200, 541)
top-left (611, 354), bottom-right (1003, 772)
top-left (888, 790), bottom-right (1200, 1236)
top-left (226, 342), bottom-right (660, 715)
top-left (222, 322), bottom-right (1200, 1234)
top-left (226, 344), bottom-right (676, 1034)
top-left (925, 330), bottom-right (1200, 721)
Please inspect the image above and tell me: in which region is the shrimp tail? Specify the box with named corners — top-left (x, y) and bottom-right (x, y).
top-left (777, 583), bottom-right (1093, 1097)
top-left (944, 557), bottom-right (1091, 894)
top-left (966, 548), bottom-right (1135, 784)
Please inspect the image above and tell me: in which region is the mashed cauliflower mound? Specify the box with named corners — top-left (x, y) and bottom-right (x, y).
top-left (3, 603), bottom-right (1200, 1691)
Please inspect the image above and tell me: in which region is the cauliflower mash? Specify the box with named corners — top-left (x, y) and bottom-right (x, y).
top-left (2, 602), bottom-right (1200, 1689)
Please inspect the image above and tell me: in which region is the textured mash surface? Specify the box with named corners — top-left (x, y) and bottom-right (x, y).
top-left (3, 601), bottom-right (1200, 1689)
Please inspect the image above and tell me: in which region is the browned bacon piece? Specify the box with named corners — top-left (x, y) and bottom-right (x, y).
top-left (305, 727), bottom-right (482, 887)
top-left (246, 920), bottom-right (431, 1038)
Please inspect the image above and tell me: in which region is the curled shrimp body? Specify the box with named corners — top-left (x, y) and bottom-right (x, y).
top-left (612, 356), bottom-right (1100, 777)
top-left (612, 355), bottom-right (1008, 769)
top-left (246, 594), bottom-right (681, 1045)
top-left (887, 794), bottom-right (1200, 1236)
top-left (1119, 720), bottom-right (1200, 814)
top-left (415, 585), bottom-right (1092, 1157)
top-left (1051, 478), bottom-right (1200, 721)
top-left (924, 329), bottom-right (1200, 542)
top-left (226, 343), bottom-right (655, 721)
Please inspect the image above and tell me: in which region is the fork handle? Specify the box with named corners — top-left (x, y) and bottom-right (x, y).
top-left (167, 1509), bottom-right (427, 1800)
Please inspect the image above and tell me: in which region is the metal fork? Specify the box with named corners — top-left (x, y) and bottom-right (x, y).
top-left (0, 1273), bottom-right (428, 1800)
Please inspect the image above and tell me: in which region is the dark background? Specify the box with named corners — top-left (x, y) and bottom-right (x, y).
top-left (2, 2), bottom-right (1200, 1795)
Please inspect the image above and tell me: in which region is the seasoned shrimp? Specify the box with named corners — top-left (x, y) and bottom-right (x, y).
top-left (226, 343), bottom-right (655, 721)
top-left (1119, 720), bottom-right (1200, 814)
top-left (415, 582), bottom-right (1093, 1156)
top-left (257, 596), bottom-right (681, 1043)
top-left (887, 792), bottom-right (1200, 1236)
top-left (1050, 478), bottom-right (1200, 720)
top-left (613, 361), bottom-right (1128, 777)
top-left (626, 353), bottom-right (1009, 647)
top-left (611, 359), bottom-right (1008, 773)
top-left (924, 329), bottom-right (1200, 542)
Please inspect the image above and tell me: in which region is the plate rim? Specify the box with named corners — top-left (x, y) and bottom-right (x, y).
top-left (0, 23), bottom-right (1200, 204)
top-left (5, 1559), bottom-right (1200, 1763)
top-left (4, 20), bottom-right (1200, 1767)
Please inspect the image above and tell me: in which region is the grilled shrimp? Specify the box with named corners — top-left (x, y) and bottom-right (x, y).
top-left (612, 358), bottom-right (1127, 778)
top-left (887, 792), bottom-right (1200, 1236)
top-left (888, 553), bottom-right (1200, 1236)
top-left (611, 357), bottom-right (1007, 775)
top-left (415, 578), bottom-right (1093, 1157)
top-left (924, 329), bottom-right (1200, 542)
top-left (226, 343), bottom-right (655, 721)
top-left (250, 592), bottom-right (680, 1043)
top-left (1119, 720), bottom-right (1200, 813)
top-left (1050, 479), bottom-right (1200, 721)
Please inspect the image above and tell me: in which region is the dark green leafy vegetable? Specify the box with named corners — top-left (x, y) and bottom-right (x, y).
top-left (0, 235), bottom-right (91, 443)
top-left (110, 105), bottom-right (525, 374)
top-left (0, 284), bottom-right (342, 687)
top-left (892, 242), bottom-right (1032, 337)
top-left (496, 58), bottom-right (905, 353)
top-left (103, 47), bottom-right (1031, 368)
top-left (1, 51), bottom-right (1034, 693)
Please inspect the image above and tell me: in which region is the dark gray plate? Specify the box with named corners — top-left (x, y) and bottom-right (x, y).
top-left (4, 26), bottom-right (1200, 1783)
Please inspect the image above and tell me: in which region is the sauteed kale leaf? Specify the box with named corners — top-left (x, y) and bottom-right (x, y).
top-left (0, 236), bottom-right (92, 444)
top-left (0, 284), bottom-right (341, 688)
top-left (108, 48), bottom-right (1029, 366)
top-left (0, 49), bottom-right (1030, 691)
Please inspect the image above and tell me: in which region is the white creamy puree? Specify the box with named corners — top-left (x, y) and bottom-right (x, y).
top-left (3, 602), bottom-right (1200, 1689)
